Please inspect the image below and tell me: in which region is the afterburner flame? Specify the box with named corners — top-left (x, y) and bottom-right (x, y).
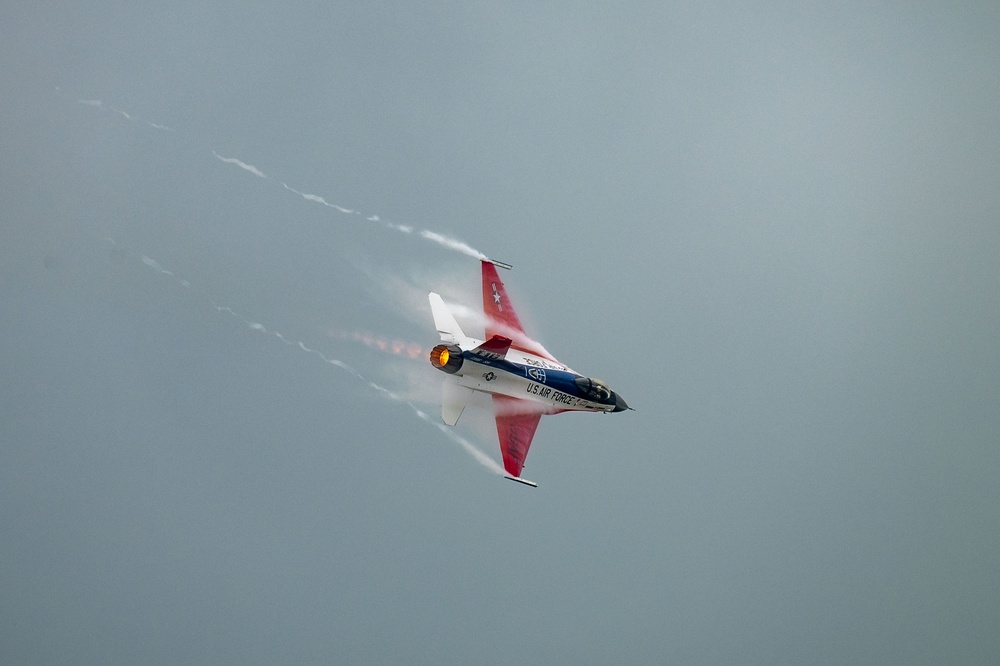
top-left (429, 345), bottom-right (448, 368)
top-left (429, 344), bottom-right (463, 374)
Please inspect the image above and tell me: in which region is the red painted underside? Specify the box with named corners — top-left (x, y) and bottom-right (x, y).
top-left (492, 395), bottom-right (543, 478)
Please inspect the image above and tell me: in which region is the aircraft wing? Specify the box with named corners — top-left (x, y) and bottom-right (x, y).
top-left (492, 395), bottom-right (543, 480)
top-left (482, 261), bottom-right (560, 364)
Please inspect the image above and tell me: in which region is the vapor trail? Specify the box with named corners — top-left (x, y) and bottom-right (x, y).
top-left (77, 98), bottom-right (131, 120)
top-left (215, 303), bottom-right (503, 477)
top-left (108, 237), bottom-right (500, 477)
top-left (415, 409), bottom-right (506, 475)
top-left (212, 151), bottom-right (267, 178)
top-left (419, 230), bottom-right (488, 261)
top-left (140, 255), bottom-right (173, 276)
top-left (76, 96), bottom-right (505, 475)
top-left (75, 94), bottom-right (488, 260)
top-left (281, 182), bottom-right (357, 214)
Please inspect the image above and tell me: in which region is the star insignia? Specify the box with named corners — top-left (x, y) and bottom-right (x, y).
top-left (492, 283), bottom-right (503, 311)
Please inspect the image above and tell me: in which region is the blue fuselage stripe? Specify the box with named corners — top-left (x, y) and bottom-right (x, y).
top-left (461, 351), bottom-right (586, 400)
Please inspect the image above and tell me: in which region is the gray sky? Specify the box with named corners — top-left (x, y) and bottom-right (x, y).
top-left (2, 3), bottom-right (999, 664)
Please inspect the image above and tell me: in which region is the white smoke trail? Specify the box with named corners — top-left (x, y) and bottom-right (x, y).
top-left (212, 151), bottom-right (268, 178)
top-left (74, 95), bottom-right (489, 261)
top-left (107, 236), bottom-right (499, 477)
top-left (215, 303), bottom-right (503, 477)
top-left (386, 221), bottom-right (413, 233)
top-left (281, 182), bottom-right (357, 214)
top-left (419, 230), bottom-right (488, 260)
top-left (415, 409), bottom-right (505, 475)
top-left (80, 98), bottom-right (171, 131)
top-left (140, 254), bottom-right (173, 276)
top-left (78, 98), bottom-right (133, 120)
top-left (76, 96), bottom-right (508, 475)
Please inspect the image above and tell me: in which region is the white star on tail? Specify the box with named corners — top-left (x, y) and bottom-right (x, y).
top-left (492, 283), bottom-right (503, 311)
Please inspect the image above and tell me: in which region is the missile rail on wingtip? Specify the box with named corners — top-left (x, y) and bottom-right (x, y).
top-left (485, 259), bottom-right (513, 270)
top-left (504, 474), bottom-right (538, 488)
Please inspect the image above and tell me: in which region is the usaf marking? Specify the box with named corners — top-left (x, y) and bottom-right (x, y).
top-left (525, 383), bottom-right (588, 408)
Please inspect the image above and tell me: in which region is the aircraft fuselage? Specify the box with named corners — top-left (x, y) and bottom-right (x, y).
top-left (440, 341), bottom-right (627, 415)
top-left (427, 260), bottom-right (629, 485)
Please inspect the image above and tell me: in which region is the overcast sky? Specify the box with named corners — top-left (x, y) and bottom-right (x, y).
top-left (2, 3), bottom-right (999, 664)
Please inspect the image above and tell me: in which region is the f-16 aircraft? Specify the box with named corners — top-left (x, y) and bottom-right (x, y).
top-left (428, 260), bottom-right (629, 487)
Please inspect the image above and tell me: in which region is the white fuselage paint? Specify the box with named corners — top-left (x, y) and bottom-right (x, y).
top-left (452, 340), bottom-right (614, 414)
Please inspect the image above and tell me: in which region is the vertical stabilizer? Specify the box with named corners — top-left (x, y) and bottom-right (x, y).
top-left (429, 292), bottom-right (466, 345)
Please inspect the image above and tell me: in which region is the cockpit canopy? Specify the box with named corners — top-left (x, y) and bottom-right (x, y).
top-left (574, 377), bottom-right (614, 404)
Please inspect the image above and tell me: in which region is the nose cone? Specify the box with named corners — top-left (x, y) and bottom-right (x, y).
top-left (612, 391), bottom-right (630, 412)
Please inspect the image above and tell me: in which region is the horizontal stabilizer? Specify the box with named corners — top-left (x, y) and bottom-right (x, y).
top-left (504, 474), bottom-right (538, 488)
top-left (471, 335), bottom-right (512, 360)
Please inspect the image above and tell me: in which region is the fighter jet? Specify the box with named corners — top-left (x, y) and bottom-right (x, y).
top-left (428, 260), bottom-right (629, 487)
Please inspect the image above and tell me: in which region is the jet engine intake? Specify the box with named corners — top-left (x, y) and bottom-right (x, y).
top-left (429, 344), bottom-right (464, 374)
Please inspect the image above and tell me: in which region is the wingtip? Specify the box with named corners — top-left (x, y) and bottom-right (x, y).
top-left (504, 474), bottom-right (538, 488)
top-left (485, 258), bottom-right (513, 270)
